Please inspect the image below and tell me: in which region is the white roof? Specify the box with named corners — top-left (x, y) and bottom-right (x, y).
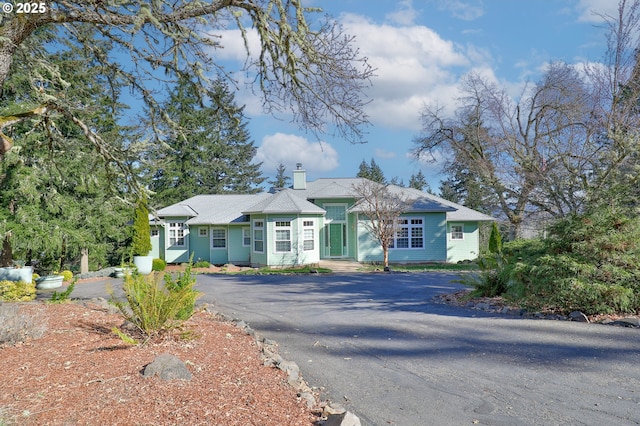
top-left (155, 178), bottom-right (494, 224)
top-left (242, 189), bottom-right (325, 215)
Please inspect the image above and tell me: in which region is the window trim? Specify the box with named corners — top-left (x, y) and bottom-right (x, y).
top-left (389, 217), bottom-right (424, 250)
top-left (323, 203), bottom-right (348, 223)
top-left (302, 219), bottom-right (315, 251)
top-left (168, 221), bottom-right (187, 247)
top-left (198, 227), bottom-right (208, 237)
top-left (450, 223), bottom-right (464, 240)
top-left (274, 220), bottom-right (292, 253)
top-left (253, 220), bottom-right (264, 253)
top-left (211, 228), bottom-right (227, 249)
top-left (242, 227), bottom-right (251, 247)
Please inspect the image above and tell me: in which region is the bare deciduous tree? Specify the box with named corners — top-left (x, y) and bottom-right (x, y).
top-left (0, 0), bottom-right (374, 161)
top-left (352, 180), bottom-right (411, 268)
top-left (416, 0), bottom-right (640, 238)
top-left (584, 0), bottom-right (640, 207)
top-left (414, 63), bottom-right (593, 239)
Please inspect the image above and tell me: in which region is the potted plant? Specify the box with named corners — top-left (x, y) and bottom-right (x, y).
top-left (35, 253), bottom-right (64, 290)
top-left (132, 198), bottom-right (153, 275)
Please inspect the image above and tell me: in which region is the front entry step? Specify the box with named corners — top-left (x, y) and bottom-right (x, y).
top-left (318, 259), bottom-right (362, 273)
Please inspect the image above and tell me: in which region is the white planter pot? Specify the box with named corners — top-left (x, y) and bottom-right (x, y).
top-left (36, 275), bottom-right (64, 290)
top-left (0, 266), bottom-right (33, 283)
top-left (133, 255), bottom-right (153, 275)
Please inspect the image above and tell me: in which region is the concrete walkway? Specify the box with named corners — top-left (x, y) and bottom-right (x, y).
top-left (318, 259), bottom-right (363, 273)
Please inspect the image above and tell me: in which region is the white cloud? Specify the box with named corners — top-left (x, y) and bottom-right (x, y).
top-left (255, 133), bottom-right (339, 173)
top-left (339, 13), bottom-right (489, 130)
top-left (375, 148), bottom-right (396, 159)
top-left (207, 10), bottom-right (493, 133)
top-left (433, 0), bottom-right (485, 21)
top-left (385, 0), bottom-right (420, 26)
top-left (575, 0), bottom-right (618, 23)
top-left (207, 28), bottom-right (261, 62)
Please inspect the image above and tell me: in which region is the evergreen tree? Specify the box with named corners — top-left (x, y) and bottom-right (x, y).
top-left (268, 162), bottom-right (291, 189)
top-left (0, 31), bottom-right (131, 269)
top-left (438, 179), bottom-right (461, 203)
top-left (356, 158), bottom-right (386, 183)
top-left (132, 199), bottom-right (152, 256)
top-left (148, 77), bottom-right (264, 207)
top-left (357, 159), bottom-right (371, 179)
top-left (438, 161), bottom-right (497, 214)
top-left (408, 170), bottom-right (431, 192)
top-left (369, 159), bottom-right (386, 183)
top-left (390, 176), bottom-right (405, 187)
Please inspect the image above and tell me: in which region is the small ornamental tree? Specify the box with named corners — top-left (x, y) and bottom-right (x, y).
top-left (132, 199), bottom-right (152, 257)
top-left (353, 180), bottom-right (410, 268)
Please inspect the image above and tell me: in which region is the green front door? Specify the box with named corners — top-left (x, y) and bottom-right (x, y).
top-left (329, 223), bottom-right (343, 257)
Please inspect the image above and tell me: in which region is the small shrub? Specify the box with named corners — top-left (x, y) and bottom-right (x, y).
top-left (0, 304), bottom-right (47, 345)
top-left (59, 270), bottom-right (73, 282)
top-left (164, 263), bottom-right (199, 320)
top-left (193, 259), bottom-right (210, 268)
top-left (460, 222), bottom-right (510, 297)
top-left (0, 280), bottom-right (36, 302)
top-left (108, 267), bottom-right (201, 342)
top-left (49, 280), bottom-right (75, 304)
top-left (152, 258), bottom-right (166, 272)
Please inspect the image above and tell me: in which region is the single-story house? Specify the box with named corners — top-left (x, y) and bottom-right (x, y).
top-left (149, 167), bottom-right (494, 266)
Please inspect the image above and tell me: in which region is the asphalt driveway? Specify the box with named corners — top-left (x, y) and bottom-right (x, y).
top-left (71, 272), bottom-right (640, 425)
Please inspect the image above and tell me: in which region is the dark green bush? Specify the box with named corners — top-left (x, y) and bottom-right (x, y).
top-left (152, 258), bottom-right (167, 272)
top-left (502, 206), bottom-right (640, 315)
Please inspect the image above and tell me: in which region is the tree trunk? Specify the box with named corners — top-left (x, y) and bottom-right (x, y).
top-left (80, 248), bottom-right (89, 274)
top-left (383, 246), bottom-right (389, 268)
top-left (0, 233), bottom-right (13, 267)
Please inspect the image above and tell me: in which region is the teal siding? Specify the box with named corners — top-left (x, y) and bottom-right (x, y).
top-left (264, 215), bottom-right (322, 267)
top-left (163, 217), bottom-right (190, 263)
top-left (191, 226), bottom-right (212, 263)
top-left (315, 198), bottom-right (355, 259)
top-left (228, 226), bottom-right (251, 265)
top-left (250, 215), bottom-right (267, 267)
top-left (150, 226), bottom-right (162, 259)
top-left (356, 213), bottom-right (448, 263)
top-left (447, 222), bottom-right (480, 262)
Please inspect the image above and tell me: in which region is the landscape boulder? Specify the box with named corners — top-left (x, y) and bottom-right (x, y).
top-left (143, 353), bottom-right (192, 381)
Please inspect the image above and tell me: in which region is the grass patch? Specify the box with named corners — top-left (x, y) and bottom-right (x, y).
top-left (234, 265), bottom-right (332, 275)
top-left (362, 263), bottom-right (478, 272)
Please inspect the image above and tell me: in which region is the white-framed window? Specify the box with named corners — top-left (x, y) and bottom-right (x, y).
top-left (211, 228), bottom-right (226, 249)
top-left (325, 205), bottom-right (346, 221)
top-left (168, 222), bottom-right (186, 247)
top-left (450, 224), bottom-right (464, 240)
top-left (302, 220), bottom-right (314, 251)
top-left (390, 218), bottom-right (424, 249)
top-left (151, 228), bottom-right (159, 237)
top-left (253, 220), bottom-right (264, 253)
top-left (275, 221), bottom-right (292, 252)
top-left (242, 227), bottom-right (251, 247)
top-left (198, 227), bottom-right (208, 237)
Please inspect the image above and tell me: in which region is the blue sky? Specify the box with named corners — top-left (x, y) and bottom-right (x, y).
top-left (213, 0), bottom-right (617, 190)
